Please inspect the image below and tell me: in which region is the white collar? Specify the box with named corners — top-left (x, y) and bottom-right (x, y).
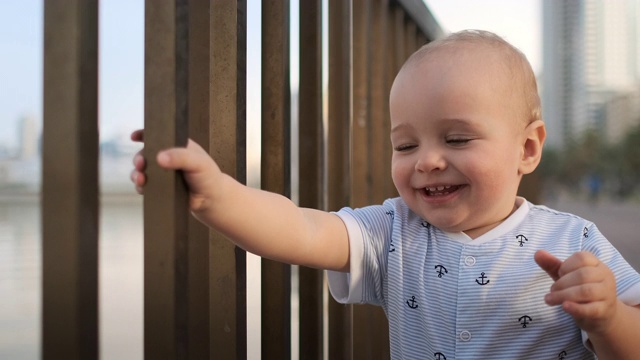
top-left (443, 197), bottom-right (530, 244)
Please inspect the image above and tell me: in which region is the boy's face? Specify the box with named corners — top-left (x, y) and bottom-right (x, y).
top-left (389, 47), bottom-right (529, 239)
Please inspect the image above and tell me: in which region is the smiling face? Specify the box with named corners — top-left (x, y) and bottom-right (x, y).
top-left (390, 43), bottom-right (541, 239)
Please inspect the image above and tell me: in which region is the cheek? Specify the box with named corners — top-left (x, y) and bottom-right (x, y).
top-left (391, 159), bottom-right (410, 189)
top-left (470, 154), bottom-right (520, 192)
top-left (390, 162), bottom-right (403, 187)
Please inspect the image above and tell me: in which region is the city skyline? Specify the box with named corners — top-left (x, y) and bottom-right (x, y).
top-left (8, 1), bottom-right (639, 154)
top-left (542, 0), bottom-right (640, 148)
top-left (1, 0), bottom-right (541, 152)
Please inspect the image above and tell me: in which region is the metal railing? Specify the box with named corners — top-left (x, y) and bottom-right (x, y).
top-left (41, 1), bottom-right (443, 358)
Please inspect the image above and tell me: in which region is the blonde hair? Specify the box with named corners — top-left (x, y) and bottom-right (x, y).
top-left (402, 30), bottom-right (541, 125)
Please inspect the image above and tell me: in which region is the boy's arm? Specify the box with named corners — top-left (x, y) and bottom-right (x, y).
top-left (197, 172), bottom-right (350, 271)
top-left (133, 132), bottom-right (350, 272)
top-left (535, 250), bottom-right (640, 359)
top-left (586, 302), bottom-right (640, 360)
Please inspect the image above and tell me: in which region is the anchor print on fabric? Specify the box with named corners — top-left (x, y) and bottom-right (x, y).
top-left (516, 234), bottom-right (528, 247)
top-left (434, 352), bottom-right (446, 360)
top-left (389, 238), bottom-right (396, 253)
top-left (406, 296), bottom-right (418, 309)
top-left (518, 315), bottom-right (532, 328)
top-left (583, 226), bottom-right (589, 238)
top-left (421, 220), bottom-right (430, 229)
top-left (558, 350), bottom-right (567, 360)
top-left (475, 272), bottom-right (490, 285)
top-left (385, 210), bottom-right (395, 220)
top-left (435, 265), bottom-right (448, 278)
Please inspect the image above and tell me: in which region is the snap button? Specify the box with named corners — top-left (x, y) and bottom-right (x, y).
top-left (460, 330), bottom-right (471, 342)
top-left (464, 256), bottom-right (476, 266)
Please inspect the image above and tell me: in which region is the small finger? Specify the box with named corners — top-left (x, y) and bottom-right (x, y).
top-left (131, 129), bottom-right (144, 142)
top-left (130, 170), bottom-right (146, 187)
top-left (534, 250), bottom-right (563, 281)
top-left (156, 147), bottom-right (207, 172)
top-left (557, 252), bottom-right (600, 278)
top-left (561, 300), bottom-right (607, 322)
top-left (133, 152), bottom-right (146, 170)
top-left (550, 266), bottom-right (603, 292)
top-left (545, 283), bottom-right (604, 306)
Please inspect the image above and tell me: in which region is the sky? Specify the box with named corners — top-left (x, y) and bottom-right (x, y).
top-left (0, 0), bottom-right (540, 150)
top-left (424, 0), bottom-right (541, 73)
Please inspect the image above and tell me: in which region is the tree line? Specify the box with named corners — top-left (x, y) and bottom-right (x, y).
top-left (537, 122), bottom-right (640, 200)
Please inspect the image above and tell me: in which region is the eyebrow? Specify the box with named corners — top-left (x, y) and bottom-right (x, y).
top-left (390, 123), bottom-right (412, 134)
top-left (441, 117), bottom-right (475, 126)
top-left (391, 118), bottom-right (476, 134)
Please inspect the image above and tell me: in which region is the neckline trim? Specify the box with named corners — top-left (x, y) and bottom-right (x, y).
top-left (442, 197), bottom-right (529, 244)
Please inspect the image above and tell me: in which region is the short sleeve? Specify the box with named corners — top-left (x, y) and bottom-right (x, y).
top-left (580, 222), bottom-right (640, 348)
top-left (326, 210), bottom-right (365, 303)
top-left (581, 223), bottom-right (640, 304)
top-left (326, 200), bottom-right (396, 305)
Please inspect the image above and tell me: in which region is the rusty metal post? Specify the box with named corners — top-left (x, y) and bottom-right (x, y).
top-left (404, 20), bottom-right (417, 58)
top-left (393, 0), bottom-right (444, 42)
top-left (351, 2), bottom-right (393, 359)
top-left (384, 4), bottom-right (400, 199)
top-left (298, 0), bottom-right (325, 358)
top-left (143, 0), bottom-right (190, 358)
top-left (42, 1), bottom-right (99, 359)
top-left (351, 1), bottom-right (392, 359)
top-left (327, 0), bottom-right (353, 359)
top-left (370, 0), bottom-right (393, 204)
top-left (392, 6), bottom-right (406, 74)
top-left (209, 1), bottom-right (248, 359)
top-left (351, 2), bottom-right (373, 357)
top-left (185, 0), bottom-right (213, 358)
top-left (351, 0), bottom-right (372, 208)
top-left (261, 0), bottom-right (292, 358)
top-left (417, 32), bottom-right (427, 48)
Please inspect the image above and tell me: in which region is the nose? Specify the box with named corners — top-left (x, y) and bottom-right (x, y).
top-left (414, 147), bottom-right (447, 173)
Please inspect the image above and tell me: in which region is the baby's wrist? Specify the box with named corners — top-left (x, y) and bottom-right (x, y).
top-left (585, 299), bottom-right (623, 339)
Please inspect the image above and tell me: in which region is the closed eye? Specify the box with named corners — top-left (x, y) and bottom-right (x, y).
top-left (446, 137), bottom-right (472, 145)
top-left (393, 144), bottom-right (417, 152)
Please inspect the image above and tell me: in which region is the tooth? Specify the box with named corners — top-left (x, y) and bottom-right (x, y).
top-left (445, 185), bottom-right (451, 189)
top-left (437, 186), bottom-right (444, 191)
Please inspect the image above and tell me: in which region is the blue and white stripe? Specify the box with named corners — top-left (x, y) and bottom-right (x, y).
top-left (327, 198), bottom-right (640, 359)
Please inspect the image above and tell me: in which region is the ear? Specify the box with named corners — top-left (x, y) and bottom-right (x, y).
top-left (518, 120), bottom-right (546, 175)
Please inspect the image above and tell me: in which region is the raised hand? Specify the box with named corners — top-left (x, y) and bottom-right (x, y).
top-left (534, 249), bottom-right (618, 334)
top-left (129, 129), bottom-right (224, 213)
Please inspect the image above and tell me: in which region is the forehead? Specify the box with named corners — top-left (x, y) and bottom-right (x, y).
top-left (405, 43), bottom-right (510, 81)
top-left (393, 47), bottom-right (509, 104)
top-left (389, 45), bottom-right (521, 133)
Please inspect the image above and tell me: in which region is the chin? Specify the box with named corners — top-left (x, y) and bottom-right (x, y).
top-left (422, 216), bottom-right (465, 233)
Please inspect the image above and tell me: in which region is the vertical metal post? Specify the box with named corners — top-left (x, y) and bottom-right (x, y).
top-left (143, 0), bottom-right (190, 358)
top-left (261, 0), bottom-right (292, 358)
top-left (369, 0), bottom-right (392, 204)
top-left (209, 1), bottom-right (248, 358)
top-left (42, 1), bottom-right (99, 359)
top-left (384, 4), bottom-right (401, 199)
top-left (393, 6), bottom-right (406, 74)
top-left (327, 0), bottom-right (353, 358)
top-left (404, 20), bottom-right (417, 58)
top-left (351, 1), bottom-right (392, 359)
top-left (298, 0), bottom-right (325, 358)
top-left (186, 0), bottom-right (212, 358)
top-left (416, 32), bottom-right (427, 48)
top-left (351, 0), bottom-right (371, 208)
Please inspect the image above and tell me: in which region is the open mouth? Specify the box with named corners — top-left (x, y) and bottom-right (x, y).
top-left (423, 185), bottom-right (463, 197)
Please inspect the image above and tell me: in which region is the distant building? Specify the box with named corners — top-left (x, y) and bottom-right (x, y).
top-left (542, 0), bottom-right (640, 148)
top-left (19, 114), bottom-right (39, 160)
